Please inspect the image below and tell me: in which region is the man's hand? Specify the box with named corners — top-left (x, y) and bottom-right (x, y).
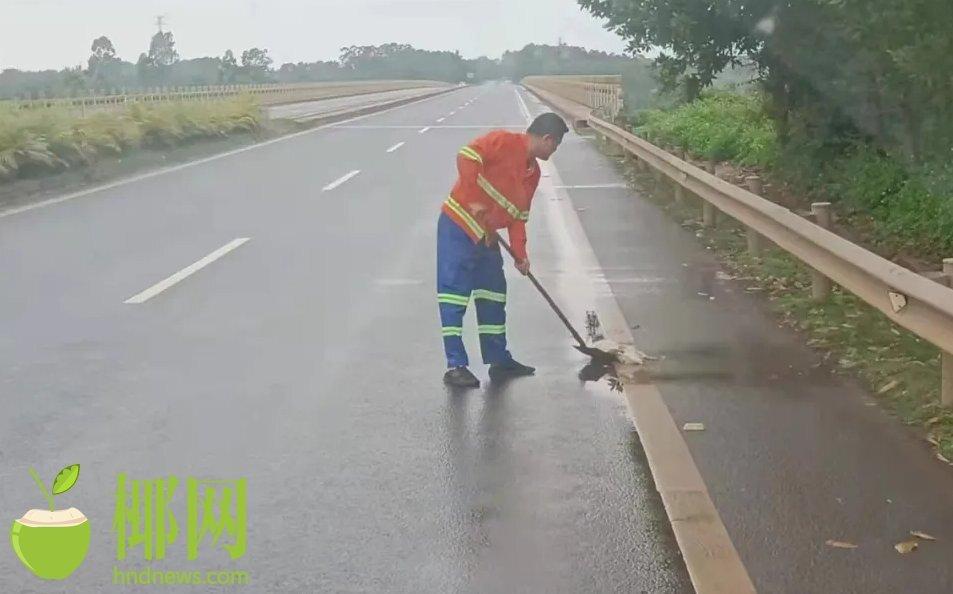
top-left (515, 258), bottom-right (531, 276)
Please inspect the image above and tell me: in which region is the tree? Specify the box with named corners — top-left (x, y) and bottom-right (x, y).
top-left (148, 30), bottom-right (179, 68)
top-left (62, 66), bottom-right (88, 96)
top-left (576, 0), bottom-right (953, 161)
top-left (240, 48), bottom-right (273, 82)
top-left (220, 49), bottom-right (238, 83)
top-left (89, 36), bottom-right (116, 64)
top-left (87, 36), bottom-right (119, 89)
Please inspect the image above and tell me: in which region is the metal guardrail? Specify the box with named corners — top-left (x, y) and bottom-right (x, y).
top-left (524, 80), bottom-right (953, 407)
top-left (522, 75), bottom-right (623, 119)
top-left (2, 80), bottom-right (449, 115)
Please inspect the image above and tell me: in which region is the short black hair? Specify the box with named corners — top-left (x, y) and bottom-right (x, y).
top-left (527, 112), bottom-right (569, 140)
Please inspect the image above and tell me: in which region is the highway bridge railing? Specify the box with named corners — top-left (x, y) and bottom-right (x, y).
top-left (2, 80), bottom-right (451, 115)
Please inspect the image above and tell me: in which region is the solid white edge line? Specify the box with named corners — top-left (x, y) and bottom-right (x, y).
top-left (124, 238), bottom-right (250, 304)
top-left (322, 170), bottom-right (361, 191)
top-left (515, 89), bottom-right (533, 122)
top-left (523, 85), bottom-right (755, 593)
top-left (0, 87), bottom-right (463, 220)
top-left (386, 142), bottom-right (406, 153)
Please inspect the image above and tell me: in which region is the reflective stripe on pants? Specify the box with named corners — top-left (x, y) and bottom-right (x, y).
top-left (436, 212), bottom-right (511, 368)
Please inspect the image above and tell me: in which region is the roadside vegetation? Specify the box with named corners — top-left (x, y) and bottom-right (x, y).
top-left (630, 91), bottom-right (953, 262)
top-left (0, 98), bottom-right (260, 182)
top-left (621, 160), bottom-right (952, 459)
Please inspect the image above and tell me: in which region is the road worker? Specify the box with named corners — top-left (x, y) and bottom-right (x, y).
top-left (437, 112), bottom-right (569, 388)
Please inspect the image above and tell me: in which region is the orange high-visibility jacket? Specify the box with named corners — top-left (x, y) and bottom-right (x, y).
top-left (442, 130), bottom-right (541, 261)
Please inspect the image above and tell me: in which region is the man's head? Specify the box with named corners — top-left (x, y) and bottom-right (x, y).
top-left (527, 112), bottom-right (569, 161)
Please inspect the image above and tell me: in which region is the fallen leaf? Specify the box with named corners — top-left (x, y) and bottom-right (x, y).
top-left (826, 540), bottom-right (857, 549)
top-left (895, 540), bottom-right (918, 554)
top-left (683, 423), bottom-right (705, 432)
top-left (911, 531), bottom-right (936, 541)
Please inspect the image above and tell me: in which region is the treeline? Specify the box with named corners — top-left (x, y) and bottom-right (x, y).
top-left (1, 29), bottom-right (639, 99)
top-left (579, 0), bottom-right (953, 164)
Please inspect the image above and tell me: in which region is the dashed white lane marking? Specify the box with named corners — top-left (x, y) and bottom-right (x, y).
top-left (323, 170), bottom-right (361, 191)
top-left (419, 127), bottom-right (431, 134)
top-left (124, 238), bottom-right (250, 304)
top-left (553, 183), bottom-right (629, 189)
top-left (449, 111), bottom-right (457, 115)
top-left (386, 142), bottom-right (405, 153)
top-left (0, 88), bottom-right (462, 221)
top-left (437, 117), bottom-right (445, 123)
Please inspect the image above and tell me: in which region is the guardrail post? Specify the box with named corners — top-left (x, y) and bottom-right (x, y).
top-left (943, 353), bottom-right (953, 407)
top-left (745, 176), bottom-right (764, 257)
top-left (673, 183), bottom-right (686, 206)
top-left (702, 201), bottom-right (717, 228)
top-left (941, 257), bottom-right (953, 407)
top-left (811, 202), bottom-right (834, 301)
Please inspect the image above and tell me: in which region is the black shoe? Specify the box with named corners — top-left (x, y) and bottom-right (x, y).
top-left (444, 366), bottom-right (480, 388)
top-left (489, 359), bottom-right (536, 380)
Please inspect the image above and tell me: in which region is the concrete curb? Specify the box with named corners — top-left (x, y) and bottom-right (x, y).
top-left (539, 148), bottom-right (757, 594)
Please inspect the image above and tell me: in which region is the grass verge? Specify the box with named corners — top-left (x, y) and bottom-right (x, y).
top-left (0, 97), bottom-right (262, 182)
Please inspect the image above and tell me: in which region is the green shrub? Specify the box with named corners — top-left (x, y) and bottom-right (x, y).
top-left (634, 91), bottom-right (779, 168)
top-left (0, 98), bottom-right (261, 180)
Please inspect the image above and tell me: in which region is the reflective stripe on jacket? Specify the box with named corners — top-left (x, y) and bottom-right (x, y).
top-left (441, 130), bottom-right (540, 261)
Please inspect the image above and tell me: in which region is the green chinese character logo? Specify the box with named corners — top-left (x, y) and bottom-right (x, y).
top-left (113, 474), bottom-right (247, 562)
top-left (187, 478), bottom-right (247, 560)
top-left (113, 474), bottom-right (180, 561)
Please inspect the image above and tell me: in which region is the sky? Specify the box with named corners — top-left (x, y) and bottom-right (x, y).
top-left (1, 0), bottom-right (629, 71)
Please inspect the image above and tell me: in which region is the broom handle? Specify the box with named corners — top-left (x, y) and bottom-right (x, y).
top-left (494, 233), bottom-right (588, 348)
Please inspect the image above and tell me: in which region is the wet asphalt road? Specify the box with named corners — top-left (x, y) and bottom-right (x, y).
top-left (0, 84), bottom-right (692, 593)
